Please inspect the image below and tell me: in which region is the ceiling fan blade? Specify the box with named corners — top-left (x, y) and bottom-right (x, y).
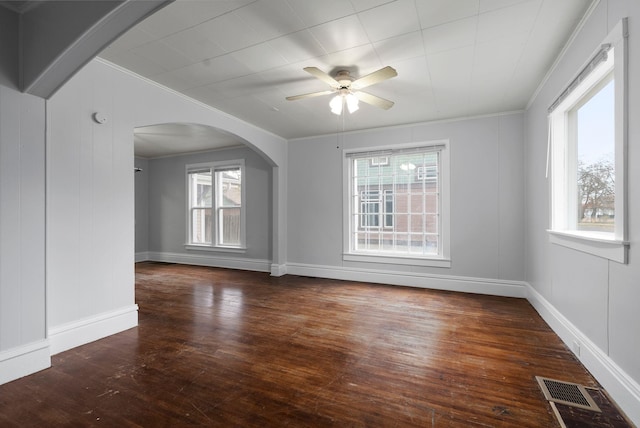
top-left (351, 66), bottom-right (397, 90)
top-left (303, 67), bottom-right (340, 87)
top-left (286, 90), bottom-right (334, 101)
top-left (354, 91), bottom-right (395, 110)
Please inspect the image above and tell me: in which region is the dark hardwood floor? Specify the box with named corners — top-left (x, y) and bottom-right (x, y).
top-left (0, 262), bottom-right (601, 427)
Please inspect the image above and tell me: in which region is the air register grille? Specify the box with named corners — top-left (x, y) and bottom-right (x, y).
top-left (536, 376), bottom-right (601, 412)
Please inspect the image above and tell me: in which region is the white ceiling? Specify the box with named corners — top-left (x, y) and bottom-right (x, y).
top-left (134, 123), bottom-right (245, 158)
top-left (98, 0), bottom-right (593, 157)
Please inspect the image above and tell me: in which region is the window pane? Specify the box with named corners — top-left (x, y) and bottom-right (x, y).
top-left (576, 79), bottom-right (615, 233)
top-left (425, 236), bottom-right (439, 255)
top-left (394, 234), bottom-right (409, 252)
top-left (409, 234), bottom-right (424, 254)
top-left (191, 208), bottom-right (212, 244)
top-left (410, 194), bottom-right (424, 214)
top-left (218, 168), bottom-right (242, 207)
top-left (410, 215), bottom-right (423, 230)
top-left (219, 207), bottom-right (240, 245)
top-left (394, 194), bottom-right (409, 214)
top-left (189, 171), bottom-right (212, 208)
top-left (425, 193), bottom-right (438, 214)
top-left (425, 214), bottom-right (438, 234)
top-left (381, 233), bottom-right (395, 251)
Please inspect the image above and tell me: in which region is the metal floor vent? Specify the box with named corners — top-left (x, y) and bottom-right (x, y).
top-left (536, 376), bottom-right (601, 412)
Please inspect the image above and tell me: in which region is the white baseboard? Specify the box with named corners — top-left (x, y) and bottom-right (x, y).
top-left (270, 263), bottom-right (287, 277)
top-left (48, 305), bottom-right (139, 355)
top-left (135, 251), bottom-right (150, 262)
top-left (286, 262), bottom-right (527, 297)
top-left (148, 251), bottom-right (271, 273)
top-left (526, 284), bottom-right (640, 426)
top-left (0, 340), bottom-right (51, 385)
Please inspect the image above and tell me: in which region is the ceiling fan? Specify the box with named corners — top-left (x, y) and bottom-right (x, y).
top-left (286, 66), bottom-right (397, 115)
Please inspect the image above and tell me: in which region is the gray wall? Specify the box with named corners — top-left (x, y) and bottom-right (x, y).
top-left (47, 59), bottom-right (137, 344)
top-left (288, 113), bottom-right (525, 289)
top-left (147, 147), bottom-right (272, 263)
top-left (525, 0), bottom-right (640, 421)
top-left (0, 7), bottom-right (18, 89)
top-left (0, 84), bottom-right (49, 381)
top-left (135, 157), bottom-right (149, 256)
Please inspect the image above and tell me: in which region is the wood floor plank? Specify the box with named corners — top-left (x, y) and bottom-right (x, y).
top-left (0, 262), bottom-right (603, 427)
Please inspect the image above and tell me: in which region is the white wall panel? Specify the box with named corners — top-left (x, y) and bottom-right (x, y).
top-left (524, 0), bottom-right (640, 423)
top-left (549, 245), bottom-right (609, 351)
top-left (498, 114), bottom-right (525, 280)
top-left (0, 84), bottom-right (48, 381)
top-left (47, 60), bottom-right (135, 328)
top-left (287, 134), bottom-right (347, 267)
top-left (0, 87), bottom-right (22, 350)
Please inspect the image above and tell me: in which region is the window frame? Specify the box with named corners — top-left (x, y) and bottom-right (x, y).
top-left (342, 140), bottom-right (451, 268)
top-left (547, 19), bottom-right (628, 263)
top-left (185, 160), bottom-right (246, 252)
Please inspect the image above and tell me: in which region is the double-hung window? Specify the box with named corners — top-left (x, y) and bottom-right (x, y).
top-left (547, 19), bottom-right (628, 263)
top-left (344, 141), bottom-right (450, 267)
top-left (187, 160), bottom-right (245, 250)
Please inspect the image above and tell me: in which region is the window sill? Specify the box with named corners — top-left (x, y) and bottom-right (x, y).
top-left (185, 244), bottom-right (247, 254)
top-left (547, 230), bottom-right (628, 263)
top-left (343, 253), bottom-right (451, 268)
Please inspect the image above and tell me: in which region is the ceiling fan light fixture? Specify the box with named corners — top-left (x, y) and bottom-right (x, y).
top-left (330, 94), bottom-right (343, 115)
top-left (346, 93), bottom-right (359, 113)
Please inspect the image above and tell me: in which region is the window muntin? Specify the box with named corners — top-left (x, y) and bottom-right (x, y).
top-left (187, 161), bottom-right (244, 249)
top-left (547, 19), bottom-right (628, 263)
top-left (346, 144), bottom-right (447, 260)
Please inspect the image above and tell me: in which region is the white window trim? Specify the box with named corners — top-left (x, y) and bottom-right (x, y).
top-left (547, 230), bottom-right (627, 263)
top-left (185, 244), bottom-right (247, 253)
top-left (547, 19), bottom-right (628, 263)
top-left (185, 159), bottom-right (246, 251)
top-left (342, 140), bottom-right (451, 268)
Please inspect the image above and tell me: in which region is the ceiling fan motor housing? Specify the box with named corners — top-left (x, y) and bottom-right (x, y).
top-left (335, 70), bottom-right (353, 88)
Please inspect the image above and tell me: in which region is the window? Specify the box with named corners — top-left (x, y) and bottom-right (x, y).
top-left (360, 191), bottom-right (381, 228)
top-left (417, 165), bottom-right (437, 181)
top-left (343, 142), bottom-right (450, 267)
top-left (359, 190), bottom-right (394, 228)
top-left (370, 156), bottom-right (389, 166)
top-left (187, 160), bottom-right (245, 250)
top-left (547, 19), bottom-right (628, 263)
